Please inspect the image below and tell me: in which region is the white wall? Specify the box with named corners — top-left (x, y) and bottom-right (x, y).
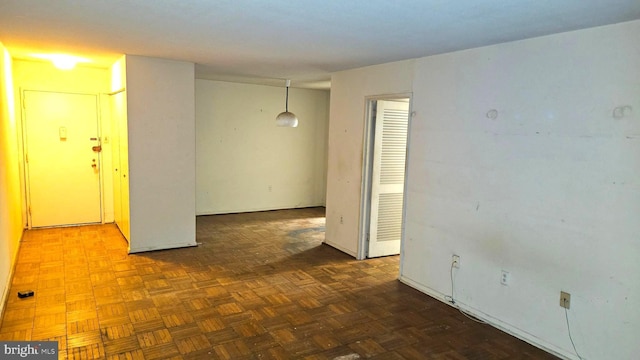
top-left (125, 55), bottom-right (197, 252)
top-left (327, 20), bottom-right (640, 359)
top-left (195, 80), bottom-right (329, 215)
top-left (325, 60), bottom-right (414, 256)
top-left (403, 21), bottom-right (640, 359)
top-left (0, 43), bottom-right (23, 320)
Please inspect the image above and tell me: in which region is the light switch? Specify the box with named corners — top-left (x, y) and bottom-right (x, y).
top-left (59, 126), bottom-right (67, 139)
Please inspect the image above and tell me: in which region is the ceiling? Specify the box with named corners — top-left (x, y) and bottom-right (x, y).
top-left (1, 1), bottom-right (639, 89)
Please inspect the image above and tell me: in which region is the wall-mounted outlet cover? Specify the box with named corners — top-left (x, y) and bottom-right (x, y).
top-left (560, 291), bottom-right (571, 309)
top-left (500, 270), bottom-right (510, 285)
top-left (452, 255), bottom-right (460, 268)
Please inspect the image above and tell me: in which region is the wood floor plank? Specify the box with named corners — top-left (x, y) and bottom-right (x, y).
top-left (0, 209), bottom-right (558, 359)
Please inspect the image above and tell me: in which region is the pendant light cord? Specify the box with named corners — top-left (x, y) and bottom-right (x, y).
top-left (285, 85), bottom-right (289, 112)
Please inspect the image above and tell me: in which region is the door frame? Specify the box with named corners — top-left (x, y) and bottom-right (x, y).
top-left (20, 89), bottom-right (106, 229)
top-left (357, 93), bottom-right (413, 260)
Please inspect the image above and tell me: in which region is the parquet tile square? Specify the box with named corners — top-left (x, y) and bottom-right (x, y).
top-left (121, 288), bottom-right (150, 302)
top-left (30, 323), bottom-right (66, 340)
top-left (0, 328), bottom-right (32, 341)
top-left (215, 302), bottom-right (244, 315)
top-left (203, 327), bottom-right (239, 345)
top-left (67, 329), bottom-right (102, 348)
top-left (175, 334), bottom-right (211, 354)
top-left (105, 348), bottom-right (145, 360)
top-left (348, 338), bottom-right (386, 358)
top-left (33, 312), bottom-right (66, 328)
top-left (103, 335), bottom-right (140, 355)
top-left (162, 311), bottom-right (195, 328)
top-left (0, 209), bottom-right (558, 359)
top-left (67, 343), bottom-right (105, 360)
top-left (101, 323), bottom-right (136, 340)
top-left (68, 318), bottom-right (100, 335)
top-left (312, 333), bottom-right (341, 350)
top-left (211, 338), bottom-right (251, 359)
top-left (137, 328), bottom-right (172, 348)
top-left (141, 341), bottom-right (181, 360)
top-left (231, 320), bottom-right (266, 337)
top-left (131, 319), bottom-right (165, 334)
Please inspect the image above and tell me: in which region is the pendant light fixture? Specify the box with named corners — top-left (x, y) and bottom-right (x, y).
top-left (275, 79), bottom-right (298, 127)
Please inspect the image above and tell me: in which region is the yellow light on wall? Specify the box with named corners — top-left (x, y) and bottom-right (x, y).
top-left (31, 54), bottom-right (90, 70)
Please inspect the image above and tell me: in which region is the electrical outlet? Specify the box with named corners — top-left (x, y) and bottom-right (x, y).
top-left (500, 270), bottom-right (510, 286)
top-left (560, 291), bottom-right (571, 309)
top-left (452, 255), bottom-right (460, 268)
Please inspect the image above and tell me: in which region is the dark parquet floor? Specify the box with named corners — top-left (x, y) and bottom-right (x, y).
top-left (0, 207), bottom-right (558, 359)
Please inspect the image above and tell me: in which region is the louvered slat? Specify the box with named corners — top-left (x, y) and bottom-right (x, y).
top-left (380, 108), bottom-right (409, 185)
top-left (376, 193), bottom-right (404, 242)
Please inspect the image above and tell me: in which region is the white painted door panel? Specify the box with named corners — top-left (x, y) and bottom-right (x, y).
top-left (24, 91), bottom-right (102, 227)
top-left (368, 99), bottom-right (409, 257)
top-left (110, 91), bottom-right (130, 241)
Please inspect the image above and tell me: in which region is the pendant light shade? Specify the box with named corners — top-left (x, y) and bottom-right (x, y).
top-left (275, 111), bottom-right (298, 127)
top-left (276, 80), bottom-right (298, 127)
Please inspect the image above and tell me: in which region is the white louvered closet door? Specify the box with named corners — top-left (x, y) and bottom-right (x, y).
top-left (368, 99), bottom-right (409, 257)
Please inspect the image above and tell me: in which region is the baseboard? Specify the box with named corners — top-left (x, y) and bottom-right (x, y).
top-left (196, 204), bottom-right (326, 216)
top-left (0, 269), bottom-right (12, 326)
top-left (0, 228), bottom-right (24, 326)
top-left (128, 242), bottom-right (198, 254)
top-left (398, 275), bottom-right (577, 360)
top-left (322, 241), bottom-right (357, 258)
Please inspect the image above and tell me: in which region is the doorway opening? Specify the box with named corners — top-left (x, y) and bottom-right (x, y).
top-left (358, 95), bottom-right (411, 259)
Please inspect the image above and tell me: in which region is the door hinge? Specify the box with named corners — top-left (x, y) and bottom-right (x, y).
top-left (25, 153), bottom-right (28, 163)
top-left (28, 206), bottom-right (31, 215)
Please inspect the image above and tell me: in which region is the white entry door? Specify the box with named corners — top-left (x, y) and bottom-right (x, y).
top-left (24, 91), bottom-right (102, 227)
top-left (367, 99), bottom-right (410, 257)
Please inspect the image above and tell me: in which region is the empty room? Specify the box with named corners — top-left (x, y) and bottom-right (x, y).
top-left (1, 2), bottom-right (639, 359)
